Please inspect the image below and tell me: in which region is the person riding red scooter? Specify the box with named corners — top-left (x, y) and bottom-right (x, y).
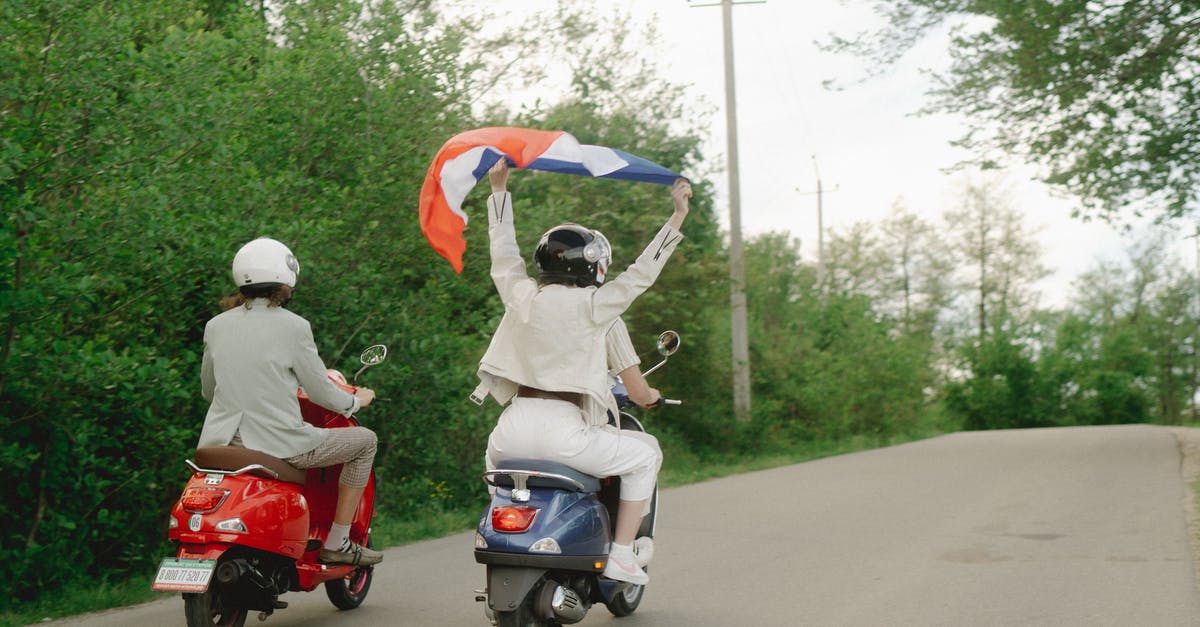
top-left (153, 237), bottom-right (385, 626)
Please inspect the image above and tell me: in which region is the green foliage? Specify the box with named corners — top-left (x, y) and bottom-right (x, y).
top-left (736, 233), bottom-right (933, 446)
top-left (827, 1), bottom-right (1200, 222)
top-left (940, 235), bottom-right (1199, 430)
top-left (0, 0), bottom-right (475, 608)
top-left (1045, 314), bottom-right (1152, 426)
top-left (943, 325), bottom-right (1054, 430)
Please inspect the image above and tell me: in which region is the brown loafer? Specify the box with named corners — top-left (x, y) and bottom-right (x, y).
top-left (319, 542), bottom-right (382, 566)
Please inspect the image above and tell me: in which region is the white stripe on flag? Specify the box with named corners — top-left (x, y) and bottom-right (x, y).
top-left (439, 146), bottom-right (493, 224)
top-left (540, 135), bottom-right (629, 176)
top-left (577, 145), bottom-right (629, 177)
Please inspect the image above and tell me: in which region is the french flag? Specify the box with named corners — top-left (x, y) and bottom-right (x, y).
top-left (419, 127), bottom-right (682, 272)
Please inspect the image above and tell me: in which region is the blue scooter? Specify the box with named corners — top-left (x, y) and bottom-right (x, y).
top-left (473, 331), bottom-right (681, 626)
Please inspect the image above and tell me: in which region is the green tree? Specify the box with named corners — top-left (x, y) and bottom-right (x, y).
top-left (943, 322), bottom-right (1059, 430)
top-left (1054, 234), bottom-right (1199, 424)
top-left (823, 203), bottom-right (955, 342)
top-left (0, 0), bottom-right (475, 605)
top-left (744, 233), bottom-right (931, 443)
top-left (879, 202), bottom-right (955, 338)
top-left (827, 1), bottom-right (1200, 222)
top-left (942, 177), bottom-right (1047, 338)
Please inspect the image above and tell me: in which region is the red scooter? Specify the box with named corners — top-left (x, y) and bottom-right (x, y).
top-left (153, 345), bottom-right (387, 627)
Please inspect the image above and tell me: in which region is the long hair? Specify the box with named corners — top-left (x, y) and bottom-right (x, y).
top-left (219, 284), bottom-right (293, 311)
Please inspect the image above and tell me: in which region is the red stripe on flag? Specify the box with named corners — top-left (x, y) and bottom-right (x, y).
top-left (419, 128), bottom-right (564, 273)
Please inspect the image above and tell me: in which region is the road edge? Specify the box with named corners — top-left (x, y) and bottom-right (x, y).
top-left (1170, 426), bottom-right (1200, 593)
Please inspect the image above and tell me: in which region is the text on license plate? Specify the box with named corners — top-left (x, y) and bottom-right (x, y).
top-left (152, 558), bottom-right (216, 593)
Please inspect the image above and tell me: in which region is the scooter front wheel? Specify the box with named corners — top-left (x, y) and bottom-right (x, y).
top-left (183, 587), bottom-right (248, 627)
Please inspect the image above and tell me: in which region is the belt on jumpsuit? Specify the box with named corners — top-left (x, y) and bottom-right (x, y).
top-left (515, 386), bottom-right (582, 405)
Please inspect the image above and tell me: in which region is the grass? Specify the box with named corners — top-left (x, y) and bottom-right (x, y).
top-left (2, 425), bottom-right (953, 626)
top-left (2, 576), bottom-right (160, 627)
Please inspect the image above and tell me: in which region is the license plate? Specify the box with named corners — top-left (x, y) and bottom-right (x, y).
top-left (152, 557), bottom-right (216, 593)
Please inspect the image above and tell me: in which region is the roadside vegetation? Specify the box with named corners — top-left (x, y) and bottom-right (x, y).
top-left (1, 1), bottom-right (1196, 624)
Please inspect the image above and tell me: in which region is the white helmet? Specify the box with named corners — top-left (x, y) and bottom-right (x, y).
top-left (231, 238), bottom-right (300, 288)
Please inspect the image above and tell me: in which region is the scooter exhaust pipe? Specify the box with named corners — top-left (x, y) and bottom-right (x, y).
top-left (536, 584), bottom-right (587, 624)
top-left (215, 558), bottom-right (272, 591)
top-left (216, 560), bottom-right (244, 585)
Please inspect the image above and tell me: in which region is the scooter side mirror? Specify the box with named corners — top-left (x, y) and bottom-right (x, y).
top-left (643, 331), bottom-right (681, 377)
top-left (353, 344), bottom-right (388, 383)
top-left (360, 344), bottom-right (388, 366)
top-left (656, 330), bottom-right (681, 357)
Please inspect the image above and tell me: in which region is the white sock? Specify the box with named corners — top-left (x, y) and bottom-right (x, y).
top-left (609, 542), bottom-right (635, 562)
top-left (325, 523), bottom-right (351, 551)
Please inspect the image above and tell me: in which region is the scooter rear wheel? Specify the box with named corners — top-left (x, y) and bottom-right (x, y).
top-left (603, 579), bottom-right (645, 617)
top-left (324, 562), bottom-right (373, 609)
top-left (183, 587), bottom-right (248, 627)
top-left (325, 538), bottom-right (375, 609)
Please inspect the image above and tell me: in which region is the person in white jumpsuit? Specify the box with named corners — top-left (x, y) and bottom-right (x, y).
top-left (472, 160), bottom-right (691, 584)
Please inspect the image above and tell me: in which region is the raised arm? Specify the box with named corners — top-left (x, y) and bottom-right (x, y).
top-left (589, 178), bottom-right (691, 321)
top-left (485, 159), bottom-right (537, 306)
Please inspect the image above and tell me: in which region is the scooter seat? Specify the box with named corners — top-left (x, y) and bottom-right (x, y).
top-left (489, 458), bottom-right (601, 493)
top-left (194, 446), bottom-right (307, 485)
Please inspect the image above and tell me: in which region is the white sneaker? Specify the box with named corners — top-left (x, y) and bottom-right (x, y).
top-left (632, 537), bottom-right (654, 568)
top-left (603, 543), bottom-right (649, 585)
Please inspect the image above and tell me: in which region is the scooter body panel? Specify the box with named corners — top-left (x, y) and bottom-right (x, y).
top-left (301, 464), bottom-right (376, 546)
top-left (483, 565), bottom-right (550, 614)
top-left (168, 472), bottom-right (310, 558)
top-left (475, 482), bottom-right (615, 616)
top-left (478, 487), bottom-right (610, 556)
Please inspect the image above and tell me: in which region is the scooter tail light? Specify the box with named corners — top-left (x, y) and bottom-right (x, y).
top-left (491, 506), bottom-right (538, 533)
top-left (181, 487), bottom-right (230, 513)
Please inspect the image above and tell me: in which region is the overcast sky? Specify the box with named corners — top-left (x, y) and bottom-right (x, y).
top-left (461, 0), bottom-right (1194, 307)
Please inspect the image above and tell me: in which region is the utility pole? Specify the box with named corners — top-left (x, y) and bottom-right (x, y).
top-left (690, 0), bottom-right (763, 422)
top-left (797, 155), bottom-right (837, 289)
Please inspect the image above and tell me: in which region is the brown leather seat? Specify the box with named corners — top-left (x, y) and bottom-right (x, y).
top-left (194, 446), bottom-right (307, 485)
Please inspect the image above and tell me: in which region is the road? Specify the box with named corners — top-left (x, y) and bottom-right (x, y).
top-left (51, 425), bottom-right (1200, 626)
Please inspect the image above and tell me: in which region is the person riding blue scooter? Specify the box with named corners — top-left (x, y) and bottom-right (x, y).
top-left (469, 159), bottom-right (690, 624)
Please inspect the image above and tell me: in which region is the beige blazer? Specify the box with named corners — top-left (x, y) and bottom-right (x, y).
top-left (198, 300), bottom-right (356, 458)
top-left (473, 191), bottom-right (683, 426)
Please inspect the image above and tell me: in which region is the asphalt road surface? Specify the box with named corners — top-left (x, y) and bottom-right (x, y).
top-left (51, 425), bottom-right (1200, 626)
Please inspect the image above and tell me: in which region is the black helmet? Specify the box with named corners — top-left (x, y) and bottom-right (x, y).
top-left (534, 223), bottom-right (611, 287)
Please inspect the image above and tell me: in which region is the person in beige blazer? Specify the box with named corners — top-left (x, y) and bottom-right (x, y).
top-left (473, 160), bottom-right (690, 584)
top-left (198, 237), bottom-right (381, 567)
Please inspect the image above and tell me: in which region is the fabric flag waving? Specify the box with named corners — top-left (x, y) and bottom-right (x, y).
top-left (419, 127), bottom-right (682, 273)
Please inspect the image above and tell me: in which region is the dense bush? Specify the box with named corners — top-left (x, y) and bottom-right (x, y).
top-left (0, 0), bottom-right (480, 604)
